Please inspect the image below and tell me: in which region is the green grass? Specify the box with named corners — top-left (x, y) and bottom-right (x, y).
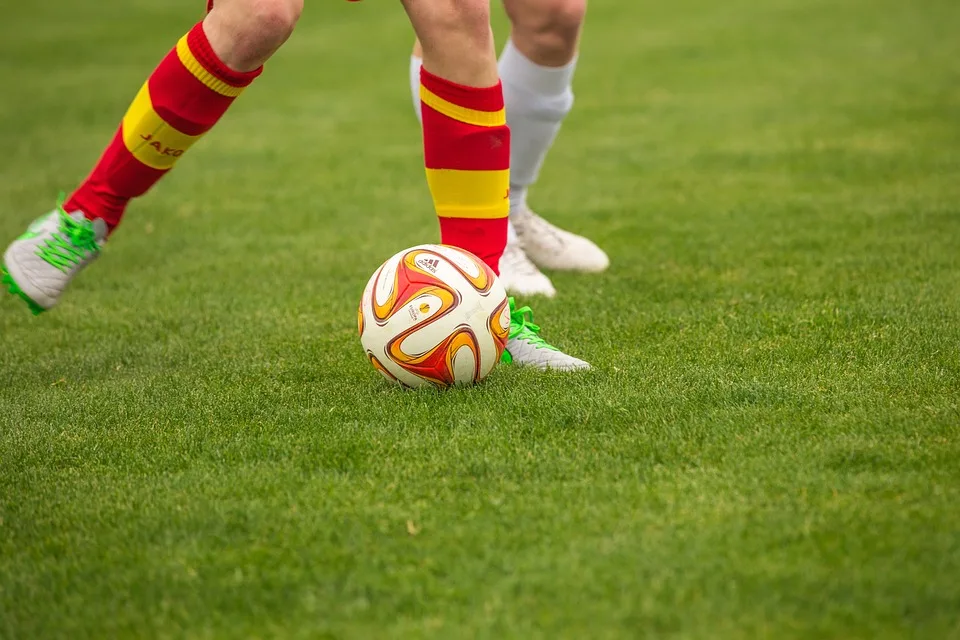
top-left (2, 0), bottom-right (960, 637)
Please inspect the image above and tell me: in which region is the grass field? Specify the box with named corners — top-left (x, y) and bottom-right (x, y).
top-left (2, 0), bottom-right (960, 637)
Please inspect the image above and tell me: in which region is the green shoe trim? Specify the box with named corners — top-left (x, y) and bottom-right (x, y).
top-left (2, 266), bottom-right (45, 315)
top-left (34, 193), bottom-right (101, 273)
top-left (500, 297), bottom-right (559, 363)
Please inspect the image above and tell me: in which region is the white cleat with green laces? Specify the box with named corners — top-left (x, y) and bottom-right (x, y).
top-left (2, 204), bottom-right (106, 315)
top-left (501, 298), bottom-right (591, 371)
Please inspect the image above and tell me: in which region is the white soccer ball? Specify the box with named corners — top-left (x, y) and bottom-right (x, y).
top-left (358, 244), bottom-right (510, 388)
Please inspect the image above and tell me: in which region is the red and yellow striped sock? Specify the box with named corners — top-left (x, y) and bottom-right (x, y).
top-left (65, 22), bottom-right (261, 230)
top-left (420, 68), bottom-right (510, 275)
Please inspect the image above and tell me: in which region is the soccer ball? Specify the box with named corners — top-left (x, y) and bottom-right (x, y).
top-left (358, 244), bottom-right (510, 388)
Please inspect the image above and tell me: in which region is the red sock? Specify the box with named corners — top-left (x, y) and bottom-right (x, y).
top-left (420, 68), bottom-right (510, 275)
top-left (65, 22), bottom-right (260, 231)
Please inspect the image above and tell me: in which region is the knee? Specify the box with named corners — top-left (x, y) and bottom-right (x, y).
top-left (509, 0), bottom-right (586, 61)
top-left (407, 0), bottom-right (495, 85)
top-left (415, 0), bottom-right (493, 52)
top-left (247, 0), bottom-right (303, 44)
top-left (207, 0), bottom-right (302, 69)
top-left (535, 0), bottom-right (586, 38)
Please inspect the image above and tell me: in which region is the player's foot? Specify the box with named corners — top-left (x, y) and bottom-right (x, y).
top-left (2, 203), bottom-right (106, 315)
top-left (501, 297), bottom-right (590, 371)
top-left (499, 239), bottom-right (556, 298)
top-left (512, 206), bottom-right (610, 273)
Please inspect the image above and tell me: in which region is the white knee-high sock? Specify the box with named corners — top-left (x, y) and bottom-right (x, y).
top-left (409, 55), bottom-right (423, 123)
top-left (499, 39), bottom-right (577, 212)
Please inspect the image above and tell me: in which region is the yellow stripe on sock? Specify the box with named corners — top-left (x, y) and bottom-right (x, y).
top-left (426, 168), bottom-right (510, 219)
top-left (420, 86), bottom-right (506, 128)
top-left (176, 35), bottom-right (245, 97)
top-left (121, 83), bottom-right (204, 170)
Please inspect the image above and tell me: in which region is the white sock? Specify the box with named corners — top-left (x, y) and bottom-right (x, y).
top-left (499, 39), bottom-right (577, 212)
top-left (410, 55), bottom-right (423, 123)
top-left (509, 186), bottom-right (528, 215)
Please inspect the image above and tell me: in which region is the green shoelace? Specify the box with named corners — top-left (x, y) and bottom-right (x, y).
top-left (507, 297), bottom-right (558, 351)
top-left (35, 196), bottom-right (100, 271)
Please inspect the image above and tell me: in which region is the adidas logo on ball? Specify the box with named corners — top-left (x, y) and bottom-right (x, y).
top-left (417, 257), bottom-right (440, 273)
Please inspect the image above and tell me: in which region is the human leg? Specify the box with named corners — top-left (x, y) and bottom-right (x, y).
top-left (3, 0), bottom-right (303, 313)
top-left (499, 0), bottom-right (608, 275)
top-left (401, 0), bottom-right (509, 274)
top-left (406, 0), bottom-right (605, 299)
top-left (402, 0), bottom-right (589, 370)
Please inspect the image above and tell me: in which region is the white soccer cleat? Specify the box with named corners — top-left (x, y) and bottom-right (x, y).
top-left (498, 239), bottom-right (556, 298)
top-left (512, 206), bottom-right (610, 273)
top-left (501, 298), bottom-right (590, 371)
top-left (2, 206), bottom-right (106, 314)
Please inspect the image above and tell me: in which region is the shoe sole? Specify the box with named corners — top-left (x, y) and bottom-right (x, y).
top-left (527, 258), bottom-right (610, 274)
top-left (500, 349), bottom-right (591, 371)
top-left (1, 264), bottom-right (46, 316)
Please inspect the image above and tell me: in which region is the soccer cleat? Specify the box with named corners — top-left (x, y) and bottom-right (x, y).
top-left (2, 203), bottom-right (107, 314)
top-left (511, 206), bottom-right (610, 273)
top-left (501, 297), bottom-right (590, 371)
top-left (498, 239), bottom-right (556, 298)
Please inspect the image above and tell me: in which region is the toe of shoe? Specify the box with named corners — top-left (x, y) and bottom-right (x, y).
top-left (501, 274), bottom-right (557, 298)
top-left (2, 255), bottom-right (55, 311)
top-left (552, 355), bottom-right (592, 371)
top-left (528, 237), bottom-right (611, 273)
top-left (537, 350), bottom-right (591, 371)
top-left (567, 238), bottom-right (610, 273)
